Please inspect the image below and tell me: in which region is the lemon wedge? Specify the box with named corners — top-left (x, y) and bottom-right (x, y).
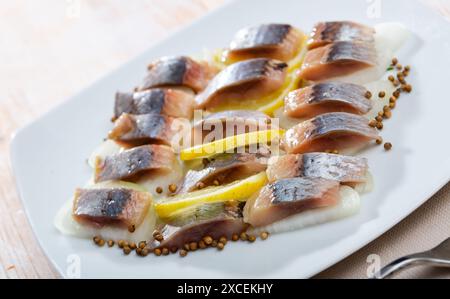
top-left (155, 172), bottom-right (268, 219)
top-left (180, 129), bottom-right (284, 161)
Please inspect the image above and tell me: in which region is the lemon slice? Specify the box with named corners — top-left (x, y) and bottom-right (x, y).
top-left (180, 129), bottom-right (284, 161)
top-left (155, 172), bottom-right (268, 219)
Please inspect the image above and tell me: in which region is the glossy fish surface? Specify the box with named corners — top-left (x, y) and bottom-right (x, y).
top-left (195, 58), bottom-right (287, 109)
top-left (178, 151), bottom-right (269, 193)
top-left (308, 21), bottom-right (375, 50)
top-left (267, 153), bottom-right (368, 185)
top-left (281, 112), bottom-right (379, 154)
top-left (299, 41), bottom-right (377, 81)
top-left (139, 56), bottom-right (215, 92)
top-left (284, 82), bottom-right (372, 118)
top-left (94, 145), bottom-right (175, 183)
top-left (227, 24), bottom-right (303, 62)
top-left (150, 203), bottom-right (247, 250)
top-left (72, 188), bottom-right (152, 228)
top-left (108, 113), bottom-right (183, 146)
top-left (243, 177), bottom-right (340, 227)
top-left (114, 88), bottom-right (195, 120)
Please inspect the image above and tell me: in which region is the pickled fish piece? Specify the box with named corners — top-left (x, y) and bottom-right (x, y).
top-left (299, 41), bottom-right (377, 81)
top-left (308, 21), bottom-right (375, 50)
top-left (243, 177), bottom-right (340, 227)
top-left (94, 144), bottom-right (175, 183)
top-left (150, 204), bottom-right (247, 250)
top-left (139, 56), bottom-right (215, 92)
top-left (178, 150), bottom-right (269, 193)
top-left (193, 110), bottom-right (272, 141)
top-left (72, 188), bottom-right (152, 228)
top-left (267, 153), bottom-right (368, 185)
top-left (284, 82), bottom-right (372, 118)
top-left (195, 58), bottom-right (287, 109)
top-left (281, 112), bottom-right (379, 154)
top-left (108, 113), bottom-right (182, 146)
top-left (114, 88), bottom-right (195, 120)
top-left (227, 24), bottom-right (303, 62)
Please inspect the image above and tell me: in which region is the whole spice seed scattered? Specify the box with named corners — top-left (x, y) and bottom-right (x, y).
top-left (375, 116), bottom-right (383, 122)
top-left (123, 246), bottom-right (131, 255)
top-left (199, 240), bottom-right (207, 249)
top-left (378, 91), bottom-right (386, 98)
top-left (378, 111), bottom-right (384, 117)
top-left (203, 236), bottom-right (213, 245)
top-left (260, 232), bottom-right (269, 240)
top-left (211, 240), bottom-right (218, 247)
top-left (389, 102), bottom-right (396, 109)
top-left (179, 250), bottom-right (188, 257)
top-left (240, 232), bottom-right (248, 241)
top-left (118, 240), bottom-right (126, 248)
top-left (107, 240), bottom-right (115, 247)
top-left (404, 65), bottom-right (410, 72)
top-left (184, 243), bottom-right (190, 251)
top-left (155, 234), bottom-right (164, 242)
top-left (152, 230), bottom-right (160, 238)
top-left (154, 248), bottom-right (162, 256)
top-left (136, 248), bottom-right (142, 255)
top-left (396, 64), bottom-right (403, 70)
top-left (393, 90), bottom-right (401, 98)
top-left (168, 184), bottom-right (177, 193)
top-left (389, 96), bottom-right (397, 103)
top-left (219, 236), bottom-right (227, 245)
top-left (97, 239), bottom-right (105, 247)
top-left (156, 186), bottom-right (163, 194)
top-left (376, 122), bottom-right (383, 130)
top-left (93, 236), bottom-right (100, 244)
top-left (129, 242), bottom-right (137, 250)
top-left (365, 91), bottom-right (372, 99)
top-left (138, 241), bottom-right (147, 249)
top-left (384, 142), bottom-right (392, 151)
top-left (388, 75), bottom-right (395, 82)
top-left (332, 149), bottom-right (339, 154)
top-left (128, 225), bottom-right (136, 233)
top-left (217, 242), bottom-right (225, 250)
top-left (189, 242), bottom-right (198, 251)
top-left (392, 58), bottom-right (398, 65)
top-left (162, 248), bottom-right (169, 255)
top-left (383, 110), bottom-right (392, 119)
top-left (232, 234), bottom-right (239, 241)
top-left (248, 235), bottom-right (256, 243)
top-left (369, 120), bottom-right (377, 127)
top-left (403, 84), bottom-right (412, 93)
top-left (376, 137), bottom-right (383, 145)
top-left (393, 80), bottom-right (400, 87)
top-left (383, 105), bottom-right (390, 112)
top-left (171, 247), bottom-right (178, 254)
top-left (140, 248), bottom-right (149, 257)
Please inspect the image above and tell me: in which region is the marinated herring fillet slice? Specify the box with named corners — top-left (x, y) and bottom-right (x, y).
top-left (72, 188), bottom-right (152, 228)
top-left (307, 21), bottom-right (375, 50)
top-left (94, 144), bottom-right (175, 183)
top-left (139, 56), bottom-right (215, 92)
top-left (226, 23), bottom-right (304, 62)
top-left (195, 58), bottom-right (287, 109)
top-left (281, 112), bottom-right (379, 154)
top-left (108, 113), bottom-right (183, 146)
top-left (150, 204), bottom-right (247, 250)
top-left (243, 177), bottom-right (340, 227)
top-left (193, 110), bottom-right (272, 142)
top-left (299, 41), bottom-right (377, 81)
top-left (178, 150), bottom-right (269, 193)
top-left (114, 88), bottom-right (195, 120)
top-left (284, 82), bottom-right (372, 118)
top-left (267, 153), bottom-right (368, 185)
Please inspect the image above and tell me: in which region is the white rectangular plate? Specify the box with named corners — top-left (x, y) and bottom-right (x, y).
top-left (11, 0), bottom-right (450, 278)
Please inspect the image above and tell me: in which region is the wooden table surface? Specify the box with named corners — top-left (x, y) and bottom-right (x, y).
top-left (1, 0), bottom-right (449, 279)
